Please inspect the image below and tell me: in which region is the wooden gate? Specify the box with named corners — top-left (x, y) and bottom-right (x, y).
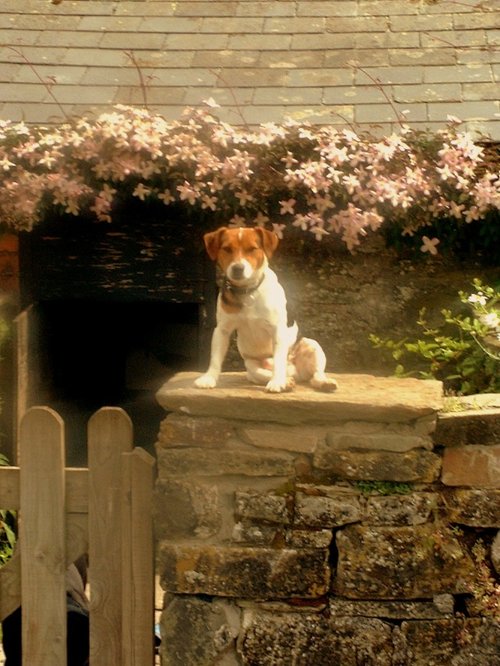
top-left (0, 406), bottom-right (156, 666)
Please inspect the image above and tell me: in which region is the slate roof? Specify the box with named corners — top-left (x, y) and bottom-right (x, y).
top-left (0, 0), bottom-right (499, 138)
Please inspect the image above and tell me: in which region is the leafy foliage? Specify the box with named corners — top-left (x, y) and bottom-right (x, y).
top-left (0, 454), bottom-right (16, 567)
top-left (0, 320), bottom-right (15, 567)
top-left (355, 480), bottom-right (413, 496)
top-left (370, 280), bottom-right (500, 395)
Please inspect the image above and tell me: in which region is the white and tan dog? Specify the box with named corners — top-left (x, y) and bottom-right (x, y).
top-left (194, 226), bottom-right (338, 393)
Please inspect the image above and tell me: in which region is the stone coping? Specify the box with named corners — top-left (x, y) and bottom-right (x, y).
top-left (156, 372), bottom-right (443, 425)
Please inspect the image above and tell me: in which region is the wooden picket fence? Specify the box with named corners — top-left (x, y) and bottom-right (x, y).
top-left (0, 406), bottom-right (156, 666)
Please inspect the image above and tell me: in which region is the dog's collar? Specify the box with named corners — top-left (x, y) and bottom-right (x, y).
top-left (222, 273), bottom-right (265, 296)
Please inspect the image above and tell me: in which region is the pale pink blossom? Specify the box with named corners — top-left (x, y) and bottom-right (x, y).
top-left (133, 183), bottom-right (151, 200)
top-left (177, 181), bottom-right (199, 205)
top-left (420, 236), bottom-right (440, 255)
top-left (0, 103), bottom-right (496, 254)
top-left (254, 212), bottom-right (270, 227)
top-left (235, 190), bottom-right (254, 206)
top-left (272, 223), bottom-right (286, 239)
top-left (279, 198), bottom-right (296, 215)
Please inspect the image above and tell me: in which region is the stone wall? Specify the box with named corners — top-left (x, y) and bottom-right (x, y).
top-left (154, 372), bottom-right (500, 665)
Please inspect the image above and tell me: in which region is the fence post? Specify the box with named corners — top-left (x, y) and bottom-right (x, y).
top-left (19, 407), bottom-right (67, 666)
top-left (121, 448), bottom-right (156, 666)
top-left (88, 407), bottom-right (133, 666)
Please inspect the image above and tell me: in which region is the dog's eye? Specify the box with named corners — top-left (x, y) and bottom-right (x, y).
top-left (221, 246), bottom-right (232, 253)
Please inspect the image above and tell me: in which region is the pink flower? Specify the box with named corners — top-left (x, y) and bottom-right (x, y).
top-left (177, 181), bottom-right (199, 205)
top-left (235, 190), bottom-right (254, 206)
top-left (311, 224), bottom-right (329, 241)
top-left (133, 183), bottom-right (151, 200)
top-left (229, 215), bottom-right (246, 227)
top-left (254, 211), bottom-right (270, 227)
top-left (279, 198), bottom-right (296, 215)
top-left (203, 97), bottom-right (220, 109)
top-left (201, 195), bottom-right (217, 211)
top-left (158, 189), bottom-right (175, 205)
top-left (420, 236), bottom-right (440, 255)
top-left (272, 223), bottom-right (286, 239)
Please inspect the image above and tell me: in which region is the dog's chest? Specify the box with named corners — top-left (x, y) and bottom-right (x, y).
top-left (234, 304), bottom-right (277, 357)
top-left (231, 284), bottom-right (289, 355)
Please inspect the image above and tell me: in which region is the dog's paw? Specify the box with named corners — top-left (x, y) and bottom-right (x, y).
top-left (319, 377), bottom-right (338, 393)
top-left (194, 374), bottom-right (218, 389)
top-left (265, 377), bottom-right (295, 393)
top-left (310, 374), bottom-right (338, 393)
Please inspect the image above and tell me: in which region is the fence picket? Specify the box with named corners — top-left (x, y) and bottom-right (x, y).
top-left (19, 407), bottom-right (67, 666)
top-left (88, 407), bottom-right (133, 666)
top-left (121, 448), bottom-right (156, 666)
top-left (0, 406), bottom-right (155, 665)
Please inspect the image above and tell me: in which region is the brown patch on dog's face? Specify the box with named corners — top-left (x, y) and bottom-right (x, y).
top-left (203, 227), bottom-right (279, 278)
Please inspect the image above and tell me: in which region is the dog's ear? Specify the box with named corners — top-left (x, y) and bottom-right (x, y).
top-left (255, 227), bottom-right (279, 258)
top-left (203, 227), bottom-right (227, 261)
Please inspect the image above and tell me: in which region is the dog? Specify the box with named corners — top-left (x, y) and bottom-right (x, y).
top-left (194, 226), bottom-right (338, 394)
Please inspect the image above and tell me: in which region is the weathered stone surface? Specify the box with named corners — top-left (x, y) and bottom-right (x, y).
top-left (366, 492), bottom-right (438, 526)
top-left (329, 595), bottom-right (454, 619)
top-left (314, 447), bottom-right (441, 482)
top-left (232, 522), bottom-right (280, 546)
top-left (240, 424), bottom-right (324, 453)
top-left (435, 399), bottom-right (500, 447)
top-left (444, 489), bottom-right (500, 527)
top-left (157, 447), bottom-right (295, 478)
top-left (400, 619), bottom-right (500, 666)
top-left (161, 594), bottom-right (240, 666)
top-left (235, 490), bottom-right (291, 525)
top-left (442, 445), bottom-right (500, 488)
top-left (159, 544), bottom-right (330, 598)
top-left (295, 487), bottom-right (363, 528)
top-left (445, 394), bottom-right (500, 410)
top-left (325, 423), bottom-right (432, 452)
top-left (155, 479), bottom-right (221, 539)
top-left (156, 413), bottom-right (235, 449)
top-left (156, 372), bottom-right (443, 425)
top-left (285, 529), bottom-right (333, 549)
top-left (334, 525), bottom-right (475, 599)
top-left (414, 414), bottom-right (439, 435)
top-left (239, 611), bottom-right (394, 665)
top-left (492, 530), bottom-right (500, 576)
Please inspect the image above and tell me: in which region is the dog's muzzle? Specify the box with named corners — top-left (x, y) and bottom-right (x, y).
top-left (229, 262), bottom-right (247, 281)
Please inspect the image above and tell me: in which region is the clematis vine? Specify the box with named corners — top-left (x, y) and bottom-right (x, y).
top-left (0, 104), bottom-right (498, 254)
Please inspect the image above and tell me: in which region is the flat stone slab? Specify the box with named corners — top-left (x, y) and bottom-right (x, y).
top-left (156, 372), bottom-right (443, 425)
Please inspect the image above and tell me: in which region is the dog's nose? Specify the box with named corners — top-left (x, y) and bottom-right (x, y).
top-left (230, 263), bottom-right (245, 279)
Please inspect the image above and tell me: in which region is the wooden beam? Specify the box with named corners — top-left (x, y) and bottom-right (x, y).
top-left (0, 467), bottom-right (88, 512)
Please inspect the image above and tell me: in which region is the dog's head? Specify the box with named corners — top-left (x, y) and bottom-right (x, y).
top-left (203, 226), bottom-right (278, 284)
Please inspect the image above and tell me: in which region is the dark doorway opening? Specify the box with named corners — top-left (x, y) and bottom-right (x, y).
top-left (33, 300), bottom-right (201, 465)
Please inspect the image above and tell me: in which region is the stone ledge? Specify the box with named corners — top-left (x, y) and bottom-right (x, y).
top-left (156, 372), bottom-right (443, 425)
top-left (435, 408), bottom-right (500, 447)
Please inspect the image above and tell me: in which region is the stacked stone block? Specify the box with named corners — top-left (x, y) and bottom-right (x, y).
top-left (155, 373), bottom-right (500, 665)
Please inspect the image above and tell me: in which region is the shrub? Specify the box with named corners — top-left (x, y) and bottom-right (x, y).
top-left (0, 453), bottom-right (16, 567)
top-left (0, 318), bottom-right (15, 567)
top-left (370, 279), bottom-right (500, 395)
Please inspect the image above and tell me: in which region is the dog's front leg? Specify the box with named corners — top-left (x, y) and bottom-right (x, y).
top-left (194, 325), bottom-right (232, 389)
top-left (265, 329), bottom-right (291, 393)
